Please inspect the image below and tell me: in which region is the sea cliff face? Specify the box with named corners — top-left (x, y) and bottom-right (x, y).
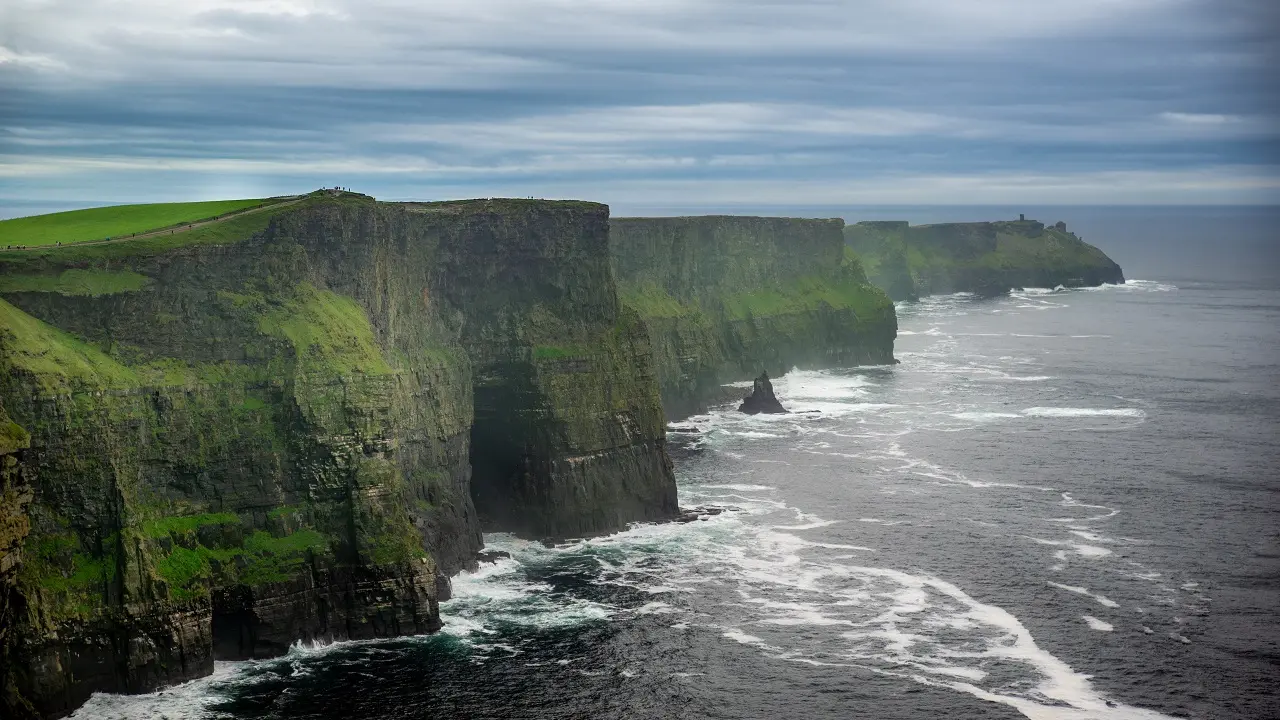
top-left (0, 193), bottom-right (676, 717)
top-left (611, 216), bottom-right (897, 418)
top-left (844, 218), bottom-right (1125, 301)
top-left (410, 200), bottom-right (677, 538)
top-left (1, 402), bottom-right (35, 715)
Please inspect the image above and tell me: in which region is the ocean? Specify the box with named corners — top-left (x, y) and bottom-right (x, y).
top-left (70, 210), bottom-right (1279, 720)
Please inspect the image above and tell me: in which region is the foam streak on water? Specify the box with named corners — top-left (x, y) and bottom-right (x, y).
top-left (429, 473), bottom-right (1174, 719)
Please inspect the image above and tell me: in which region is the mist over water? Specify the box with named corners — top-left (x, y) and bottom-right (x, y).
top-left (70, 218), bottom-right (1279, 720)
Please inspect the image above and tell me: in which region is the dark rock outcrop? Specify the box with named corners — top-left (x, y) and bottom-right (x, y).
top-left (738, 372), bottom-right (787, 414)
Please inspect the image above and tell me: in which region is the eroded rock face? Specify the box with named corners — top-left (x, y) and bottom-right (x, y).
top-left (413, 200), bottom-right (677, 538)
top-left (0, 197), bottom-right (468, 717)
top-left (0, 193), bottom-right (676, 717)
top-left (738, 372), bottom-right (788, 415)
top-left (610, 216), bottom-right (897, 419)
top-left (1, 403), bottom-right (36, 718)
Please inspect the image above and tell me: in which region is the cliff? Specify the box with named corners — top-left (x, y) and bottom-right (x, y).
top-left (404, 200), bottom-right (676, 538)
top-left (844, 218), bottom-right (1125, 300)
top-left (611, 216), bottom-right (897, 418)
top-left (1, 402), bottom-right (34, 715)
top-left (0, 192), bottom-right (676, 717)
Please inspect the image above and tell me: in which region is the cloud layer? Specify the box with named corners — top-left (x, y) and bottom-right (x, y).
top-left (2, 0), bottom-right (1277, 208)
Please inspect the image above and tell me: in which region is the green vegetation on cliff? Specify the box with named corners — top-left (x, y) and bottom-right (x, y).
top-left (618, 283), bottom-right (698, 319)
top-left (845, 218), bottom-right (1125, 300)
top-left (0, 298), bottom-right (138, 393)
top-left (611, 216), bottom-right (897, 418)
top-left (227, 282), bottom-right (394, 377)
top-left (0, 269), bottom-right (153, 296)
top-left (0, 403), bottom-right (26, 447)
top-left (1, 192), bottom-right (686, 717)
top-left (0, 196), bottom-right (468, 714)
top-left (721, 274), bottom-right (887, 322)
top-left (146, 515), bottom-right (333, 600)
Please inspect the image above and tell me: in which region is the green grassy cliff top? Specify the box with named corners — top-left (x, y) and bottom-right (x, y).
top-left (613, 215), bottom-right (843, 224)
top-left (0, 198), bottom-right (281, 248)
top-left (401, 198), bottom-right (608, 216)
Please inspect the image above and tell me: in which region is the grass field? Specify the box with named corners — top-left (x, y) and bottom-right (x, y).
top-left (0, 199), bottom-right (272, 247)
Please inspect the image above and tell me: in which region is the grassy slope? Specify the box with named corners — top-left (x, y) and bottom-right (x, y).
top-left (0, 269), bottom-right (153, 296)
top-left (0, 199), bottom-right (270, 247)
top-left (0, 199), bottom-right (310, 274)
top-left (0, 297), bottom-right (140, 393)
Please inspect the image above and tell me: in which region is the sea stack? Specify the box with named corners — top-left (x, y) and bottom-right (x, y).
top-left (739, 372), bottom-right (788, 414)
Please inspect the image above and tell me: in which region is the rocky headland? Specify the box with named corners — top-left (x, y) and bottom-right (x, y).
top-left (844, 217), bottom-right (1125, 301)
top-left (0, 194), bottom-right (897, 718)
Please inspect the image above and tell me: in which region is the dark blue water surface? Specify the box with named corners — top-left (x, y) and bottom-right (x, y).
top-left (72, 225), bottom-right (1279, 720)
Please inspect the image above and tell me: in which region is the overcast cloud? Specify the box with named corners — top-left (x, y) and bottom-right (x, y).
top-left (1, 0), bottom-right (1277, 208)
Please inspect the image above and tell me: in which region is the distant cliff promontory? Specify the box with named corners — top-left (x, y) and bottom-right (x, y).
top-left (844, 217), bottom-right (1125, 301)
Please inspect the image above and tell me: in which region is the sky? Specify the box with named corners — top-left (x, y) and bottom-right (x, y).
top-left (1, 0), bottom-right (1277, 211)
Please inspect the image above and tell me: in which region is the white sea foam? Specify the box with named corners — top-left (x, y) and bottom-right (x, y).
top-left (1069, 529), bottom-right (1121, 544)
top-left (1079, 279), bottom-right (1176, 293)
top-left (1048, 582), bottom-right (1121, 608)
top-left (1022, 407), bottom-right (1146, 419)
top-left (1083, 616), bottom-right (1115, 632)
top-left (723, 628), bottom-right (767, 645)
top-left (441, 548), bottom-right (615, 637)
top-left (720, 430), bottom-right (785, 438)
top-left (701, 483), bottom-right (776, 492)
top-left (949, 411), bottom-right (1022, 421)
top-left (1027, 537), bottom-right (1114, 558)
top-left (1014, 286), bottom-right (1069, 296)
top-left (475, 449), bottom-right (1174, 720)
top-left (70, 661), bottom-right (248, 719)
